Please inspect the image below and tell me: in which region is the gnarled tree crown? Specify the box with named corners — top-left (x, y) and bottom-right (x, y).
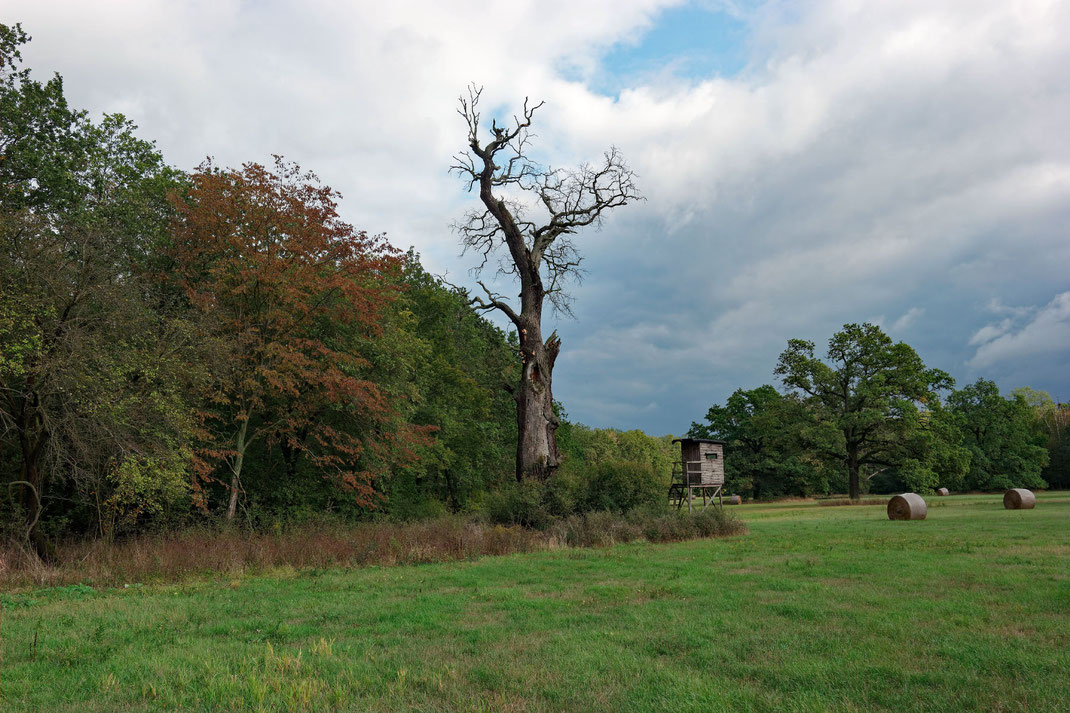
top-left (449, 84), bottom-right (641, 320)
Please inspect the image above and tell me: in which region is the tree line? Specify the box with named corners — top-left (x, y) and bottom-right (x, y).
top-left (690, 323), bottom-right (1067, 500)
top-left (0, 25), bottom-right (527, 557)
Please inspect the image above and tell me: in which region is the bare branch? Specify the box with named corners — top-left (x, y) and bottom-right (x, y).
top-left (441, 274), bottom-right (522, 330)
top-left (450, 87), bottom-right (640, 318)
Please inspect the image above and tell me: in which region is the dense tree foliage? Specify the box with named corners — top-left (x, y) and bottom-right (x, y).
top-left (1012, 388), bottom-right (1069, 490)
top-left (381, 254), bottom-right (517, 517)
top-left (1, 25), bottom-right (191, 556)
top-left (168, 159), bottom-right (418, 519)
top-left (775, 323), bottom-right (956, 499)
top-left (689, 386), bottom-right (830, 499)
top-left (693, 328), bottom-right (1056, 500)
top-left (948, 379), bottom-right (1048, 491)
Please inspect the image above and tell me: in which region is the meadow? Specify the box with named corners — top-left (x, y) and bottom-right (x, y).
top-left (2, 493), bottom-right (1068, 712)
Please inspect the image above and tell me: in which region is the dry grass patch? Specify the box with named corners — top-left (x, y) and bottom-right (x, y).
top-left (818, 498), bottom-right (888, 507)
top-left (0, 509), bottom-right (745, 590)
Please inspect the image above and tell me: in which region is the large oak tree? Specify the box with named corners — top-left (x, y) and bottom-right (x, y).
top-left (775, 323), bottom-right (954, 499)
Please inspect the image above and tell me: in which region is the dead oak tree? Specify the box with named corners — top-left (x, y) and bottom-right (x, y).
top-left (450, 85), bottom-right (640, 480)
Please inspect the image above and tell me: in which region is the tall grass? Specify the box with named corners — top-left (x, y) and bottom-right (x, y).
top-left (0, 508), bottom-right (744, 590)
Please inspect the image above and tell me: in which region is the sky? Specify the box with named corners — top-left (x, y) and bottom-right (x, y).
top-left (6, 0), bottom-right (1069, 435)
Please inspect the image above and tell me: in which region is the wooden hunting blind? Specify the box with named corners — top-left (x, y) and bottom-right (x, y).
top-left (668, 438), bottom-right (725, 511)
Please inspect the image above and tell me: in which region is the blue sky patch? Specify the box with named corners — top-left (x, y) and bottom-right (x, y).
top-left (588, 2), bottom-right (751, 95)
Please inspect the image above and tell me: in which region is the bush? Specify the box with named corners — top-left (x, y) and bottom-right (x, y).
top-left (484, 459), bottom-right (666, 524)
top-left (484, 479), bottom-right (552, 528)
top-left (542, 467), bottom-right (585, 517)
top-left (582, 459), bottom-right (665, 513)
top-left (547, 505), bottom-right (745, 547)
top-left (387, 497), bottom-right (449, 522)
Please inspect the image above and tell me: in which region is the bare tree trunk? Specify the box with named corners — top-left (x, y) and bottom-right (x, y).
top-left (226, 417), bottom-right (249, 522)
top-left (515, 325), bottom-right (560, 480)
top-left (847, 447), bottom-right (861, 500)
top-left (19, 457), bottom-right (51, 561)
top-left (451, 87), bottom-right (638, 482)
top-left (16, 407), bottom-right (52, 560)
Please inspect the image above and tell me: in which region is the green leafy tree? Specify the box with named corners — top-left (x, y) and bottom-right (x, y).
top-left (0, 23), bottom-right (86, 214)
top-left (1, 24), bottom-right (192, 555)
top-left (869, 403), bottom-right (971, 494)
top-left (775, 323), bottom-right (954, 499)
top-left (1043, 418), bottom-right (1070, 490)
top-left (555, 421), bottom-right (674, 513)
top-left (379, 253), bottom-right (517, 516)
top-left (1011, 388), bottom-right (1070, 489)
top-left (948, 379), bottom-right (1048, 490)
top-left (690, 386), bottom-right (828, 499)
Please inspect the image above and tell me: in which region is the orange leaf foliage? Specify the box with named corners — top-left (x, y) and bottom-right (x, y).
top-left (169, 157), bottom-right (426, 508)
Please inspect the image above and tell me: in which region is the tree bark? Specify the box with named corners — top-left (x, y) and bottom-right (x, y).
top-left (847, 446), bottom-right (861, 500)
top-left (226, 417), bottom-right (249, 522)
top-left (16, 402), bottom-right (52, 560)
top-left (515, 322), bottom-right (560, 480)
top-left (19, 464), bottom-right (50, 560)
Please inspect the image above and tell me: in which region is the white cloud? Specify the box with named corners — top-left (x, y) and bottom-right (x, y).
top-left (892, 307), bottom-right (925, 332)
top-left (968, 318), bottom-right (1014, 346)
top-left (968, 292), bottom-right (1070, 368)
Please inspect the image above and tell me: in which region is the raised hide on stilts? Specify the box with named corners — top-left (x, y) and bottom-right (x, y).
top-left (1003, 488), bottom-right (1036, 509)
top-left (887, 493), bottom-right (927, 520)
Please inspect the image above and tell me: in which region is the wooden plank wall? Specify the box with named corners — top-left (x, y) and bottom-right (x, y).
top-left (680, 441), bottom-right (724, 486)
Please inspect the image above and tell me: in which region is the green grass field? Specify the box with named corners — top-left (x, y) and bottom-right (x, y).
top-left (3, 493), bottom-right (1068, 712)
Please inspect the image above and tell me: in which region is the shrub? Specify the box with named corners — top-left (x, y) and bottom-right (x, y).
top-left (542, 467), bottom-right (584, 517)
top-left (484, 479), bottom-right (552, 528)
top-left (387, 497), bottom-right (449, 522)
top-left (101, 453), bottom-right (191, 538)
top-left (546, 505), bottom-right (745, 548)
top-left (582, 459), bottom-right (665, 513)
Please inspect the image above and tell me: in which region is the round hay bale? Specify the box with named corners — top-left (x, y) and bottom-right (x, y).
top-left (1003, 488), bottom-right (1036, 509)
top-left (887, 493), bottom-right (927, 520)
top-left (936, 487), bottom-right (949, 496)
top-left (725, 495), bottom-right (742, 505)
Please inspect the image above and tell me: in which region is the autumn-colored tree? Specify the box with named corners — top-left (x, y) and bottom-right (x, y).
top-left (169, 159), bottom-right (414, 520)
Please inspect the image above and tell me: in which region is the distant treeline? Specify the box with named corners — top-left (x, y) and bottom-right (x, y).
top-left (690, 334), bottom-right (1067, 501)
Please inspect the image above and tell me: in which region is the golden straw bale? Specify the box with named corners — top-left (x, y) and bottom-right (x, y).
top-left (887, 493), bottom-right (927, 520)
top-left (1003, 488), bottom-right (1036, 509)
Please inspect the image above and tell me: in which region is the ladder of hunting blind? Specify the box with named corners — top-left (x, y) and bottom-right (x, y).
top-left (667, 461), bottom-right (723, 512)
